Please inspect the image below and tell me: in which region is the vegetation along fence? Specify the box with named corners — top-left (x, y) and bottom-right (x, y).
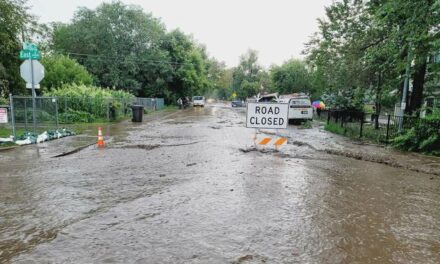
top-left (324, 110), bottom-right (440, 144)
top-left (2, 95), bottom-right (165, 138)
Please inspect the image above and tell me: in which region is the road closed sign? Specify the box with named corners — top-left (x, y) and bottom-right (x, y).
top-left (0, 108), bottom-right (8, 124)
top-left (246, 102), bottom-right (289, 129)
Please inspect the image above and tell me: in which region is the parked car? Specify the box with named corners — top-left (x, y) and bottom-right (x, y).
top-left (231, 100), bottom-right (244, 107)
top-left (288, 95), bottom-right (313, 124)
top-left (192, 96), bottom-right (205, 107)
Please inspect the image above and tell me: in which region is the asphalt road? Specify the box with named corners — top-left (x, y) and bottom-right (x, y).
top-left (1, 104), bottom-right (439, 263)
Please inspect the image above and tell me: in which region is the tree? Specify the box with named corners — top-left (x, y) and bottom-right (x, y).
top-left (369, 0), bottom-right (440, 114)
top-left (232, 49), bottom-right (265, 99)
top-left (269, 59), bottom-right (312, 96)
top-left (41, 54), bottom-right (93, 90)
top-left (52, 2), bottom-right (168, 95)
top-left (51, 1), bottom-right (215, 103)
top-left (161, 29), bottom-right (209, 102)
top-left (0, 0), bottom-right (30, 96)
top-left (305, 0), bottom-right (439, 115)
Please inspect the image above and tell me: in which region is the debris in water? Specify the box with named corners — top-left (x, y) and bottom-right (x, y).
top-left (234, 255), bottom-right (253, 263)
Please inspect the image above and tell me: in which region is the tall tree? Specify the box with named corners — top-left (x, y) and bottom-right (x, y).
top-left (270, 59), bottom-right (312, 96)
top-left (232, 49), bottom-right (265, 99)
top-left (0, 0), bottom-right (30, 96)
top-left (52, 2), bottom-right (168, 95)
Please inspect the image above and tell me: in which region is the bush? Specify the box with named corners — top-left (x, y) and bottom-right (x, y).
top-left (392, 111), bottom-right (440, 156)
top-left (41, 55), bottom-right (93, 91)
top-left (0, 98), bottom-right (8, 105)
top-left (44, 84), bottom-right (135, 123)
top-left (59, 109), bottom-right (96, 123)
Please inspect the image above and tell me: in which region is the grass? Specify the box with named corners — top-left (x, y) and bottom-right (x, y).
top-left (301, 120), bottom-right (313, 129)
top-left (161, 105), bottom-right (178, 112)
top-left (324, 121), bottom-right (390, 144)
top-left (0, 127), bottom-right (22, 138)
top-left (0, 142), bottom-right (17, 148)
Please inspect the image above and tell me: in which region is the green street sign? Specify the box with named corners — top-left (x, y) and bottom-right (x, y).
top-left (19, 50), bottom-right (41, 60)
top-left (19, 42), bottom-right (41, 60)
top-left (22, 42), bottom-right (38, 51)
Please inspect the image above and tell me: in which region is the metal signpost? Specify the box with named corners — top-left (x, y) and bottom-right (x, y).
top-left (19, 42), bottom-right (44, 133)
top-left (246, 102), bottom-right (289, 148)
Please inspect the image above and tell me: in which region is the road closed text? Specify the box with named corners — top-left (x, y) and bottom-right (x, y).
top-left (246, 103), bottom-right (289, 129)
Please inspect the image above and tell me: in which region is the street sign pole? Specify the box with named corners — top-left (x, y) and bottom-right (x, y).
top-left (19, 42), bottom-right (44, 133)
top-left (30, 59), bottom-right (37, 133)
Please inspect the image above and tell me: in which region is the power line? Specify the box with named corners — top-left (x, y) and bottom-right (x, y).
top-left (66, 52), bottom-right (197, 66)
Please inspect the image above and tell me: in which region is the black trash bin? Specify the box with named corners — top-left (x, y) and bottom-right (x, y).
top-left (131, 105), bottom-right (144, 122)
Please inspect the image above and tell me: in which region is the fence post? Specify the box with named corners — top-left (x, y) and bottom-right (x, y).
top-left (64, 97), bottom-right (67, 124)
top-left (24, 99), bottom-right (28, 131)
top-left (55, 97), bottom-right (59, 130)
top-left (385, 114), bottom-right (391, 144)
top-left (340, 111), bottom-right (344, 128)
top-left (359, 112), bottom-right (364, 138)
top-left (9, 94), bottom-right (16, 139)
top-left (107, 101), bottom-right (110, 122)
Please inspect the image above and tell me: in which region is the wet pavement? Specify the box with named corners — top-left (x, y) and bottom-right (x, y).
top-left (1, 104), bottom-right (439, 263)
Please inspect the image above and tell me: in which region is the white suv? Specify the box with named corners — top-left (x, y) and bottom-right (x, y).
top-left (192, 96), bottom-right (205, 107)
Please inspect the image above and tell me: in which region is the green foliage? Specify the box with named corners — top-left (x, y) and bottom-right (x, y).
top-left (231, 49), bottom-right (266, 99)
top-left (0, 97), bottom-right (8, 105)
top-left (59, 110), bottom-right (96, 123)
top-left (302, 120), bottom-right (313, 129)
top-left (270, 59), bottom-right (312, 95)
top-left (392, 112), bottom-right (440, 155)
top-left (305, 0), bottom-right (439, 114)
top-left (41, 54), bottom-right (93, 90)
top-left (44, 84), bottom-right (134, 123)
top-left (50, 2), bottom-right (219, 103)
top-left (324, 122), bottom-right (345, 135)
top-left (52, 2), bottom-right (167, 94)
top-left (0, 0), bottom-right (30, 96)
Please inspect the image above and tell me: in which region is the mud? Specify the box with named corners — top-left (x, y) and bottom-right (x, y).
top-left (1, 104), bottom-right (440, 263)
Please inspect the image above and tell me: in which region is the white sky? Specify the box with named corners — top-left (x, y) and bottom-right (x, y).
top-left (28, 0), bottom-right (330, 68)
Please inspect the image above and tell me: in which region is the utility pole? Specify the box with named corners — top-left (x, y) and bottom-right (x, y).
top-left (399, 44), bottom-right (412, 132)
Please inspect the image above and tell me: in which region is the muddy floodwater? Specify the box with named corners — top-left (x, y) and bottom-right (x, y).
top-left (1, 104), bottom-right (439, 263)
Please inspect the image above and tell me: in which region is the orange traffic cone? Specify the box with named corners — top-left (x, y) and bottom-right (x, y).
top-left (97, 127), bottom-right (105, 148)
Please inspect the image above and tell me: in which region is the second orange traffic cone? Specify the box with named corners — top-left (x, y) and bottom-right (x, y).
top-left (97, 127), bottom-right (105, 148)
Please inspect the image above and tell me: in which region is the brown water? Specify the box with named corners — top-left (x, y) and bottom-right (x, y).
top-left (0, 104), bottom-right (439, 263)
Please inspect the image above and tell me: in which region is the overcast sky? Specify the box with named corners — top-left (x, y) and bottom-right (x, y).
top-left (28, 0), bottom-right (330, 68)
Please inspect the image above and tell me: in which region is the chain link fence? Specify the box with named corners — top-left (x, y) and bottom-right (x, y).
top-left (1, 95), bottom-right (165, 138)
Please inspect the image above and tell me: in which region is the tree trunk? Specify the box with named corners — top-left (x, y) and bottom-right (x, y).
top-left (408, 58), bottom-right (427, 115)
top-left (374, 71), bottom-right (382, 130)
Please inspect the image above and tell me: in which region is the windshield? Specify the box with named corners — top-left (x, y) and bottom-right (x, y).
top-left (290, 99), bottom-right (311, 105)
top-left (193, 96), bottom-right (204, 101)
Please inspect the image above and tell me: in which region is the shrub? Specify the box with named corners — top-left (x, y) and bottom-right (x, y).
top-left (44, 84), bottom-right (135, 122)
top-left (392, 111), bottom-right (440, 156)
top-left (0, 97), bottom-right (8, 105)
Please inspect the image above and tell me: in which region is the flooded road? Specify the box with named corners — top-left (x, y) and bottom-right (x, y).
top-left (1, 104), bottom-right (439, 263)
